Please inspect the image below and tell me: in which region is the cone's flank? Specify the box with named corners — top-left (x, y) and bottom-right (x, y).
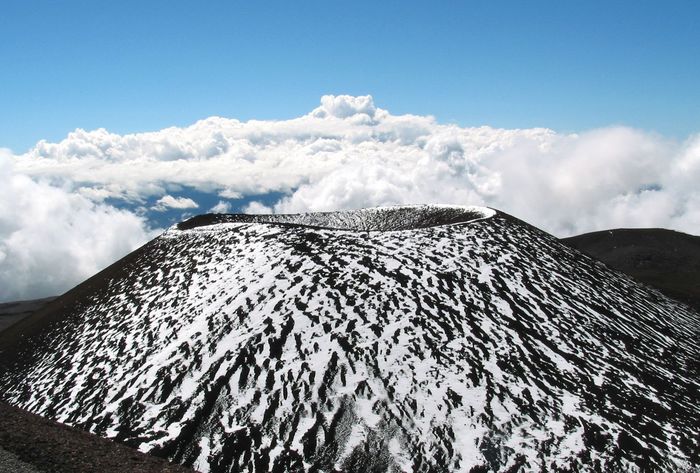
top-left (0, 205), bottom-right (697, 473)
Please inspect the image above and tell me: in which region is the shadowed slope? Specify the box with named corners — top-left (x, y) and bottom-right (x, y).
top-left (563, 228), bottom-right (700, 312)
top-left (0, 401), bottom-right (197, 473)
top-left (0, 297), bottom-right (56, 333)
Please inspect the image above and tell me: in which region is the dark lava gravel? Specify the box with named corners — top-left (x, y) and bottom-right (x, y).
top-left (0, 402), bottom-right (197, 473)
top-left (0, 446), bottom-right (41, 473)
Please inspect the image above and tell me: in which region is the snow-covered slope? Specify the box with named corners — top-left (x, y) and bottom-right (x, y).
top-left (0, 205), bottom-right (697, 472)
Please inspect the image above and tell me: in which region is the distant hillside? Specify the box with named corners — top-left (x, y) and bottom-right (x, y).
top-left (563, 228), bottom-right (700, 313)
top-left (0, 297), bottom-right (56, 332)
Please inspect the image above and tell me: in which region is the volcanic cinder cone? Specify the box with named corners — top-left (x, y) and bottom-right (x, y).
top-left (0, 206), bottom-right (698, 472)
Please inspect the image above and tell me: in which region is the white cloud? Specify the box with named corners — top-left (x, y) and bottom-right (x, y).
top-left (3, 95), bottom-right (700, 301)
top-left (311, 94), bottom-right (379, 120)
top-left (0, 151), bottom-right (155, 302)
top-left (152, 195), bottom-right (198, 212)
top-left (209, 200), bottom-right (231, 214)
top-left (219, 189), bottom-right (242, 199)
top-left (243, 201), bottom-right (273, 214)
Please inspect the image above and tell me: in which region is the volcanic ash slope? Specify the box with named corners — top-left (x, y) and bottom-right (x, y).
top-left (0, 206), bottom-right (698, 472)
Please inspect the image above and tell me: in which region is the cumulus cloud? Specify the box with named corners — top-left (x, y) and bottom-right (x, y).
top-left (209, 200), bottom-right (231, 214)
top-left (0, 151), bottom-right (155, 301)
top-left (4, 94), bottom-right (700, 300)
top-left (153, 195), bottom-right (199, 212)
top-left (243, 201), bottom-right (273, 215)
top-left (311, 94), bottom-right (379, 120)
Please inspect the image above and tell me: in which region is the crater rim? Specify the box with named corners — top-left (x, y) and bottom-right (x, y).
top-left (176, 204), bottom-right (496, 232)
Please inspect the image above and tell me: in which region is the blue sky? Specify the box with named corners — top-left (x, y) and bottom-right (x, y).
top-left (1, 0), bottom-right (698, 153)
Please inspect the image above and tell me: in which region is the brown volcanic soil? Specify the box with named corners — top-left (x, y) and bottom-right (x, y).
top-left (563, 228), bottom-right (700, 313)
top-left (0, 401), bottom-right (197, 473)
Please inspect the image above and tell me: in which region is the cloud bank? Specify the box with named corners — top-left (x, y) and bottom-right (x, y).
top-left (0, 151), bottom-right (154, 301)
top-left (3, 94), bottom-right (700, 300)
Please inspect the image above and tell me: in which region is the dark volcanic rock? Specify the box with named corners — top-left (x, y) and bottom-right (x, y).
top-left (0, 205), bottom-right (698, 472)
top-left (0, 401), bottom-right (197, 473)
top-left (0, 297), bottom-right (56, 333)
top-left (563, 228), bottom-right (700, 312)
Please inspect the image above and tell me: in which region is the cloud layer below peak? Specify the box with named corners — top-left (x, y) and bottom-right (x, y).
top-left (2, 94), bottom-right (700, 300)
